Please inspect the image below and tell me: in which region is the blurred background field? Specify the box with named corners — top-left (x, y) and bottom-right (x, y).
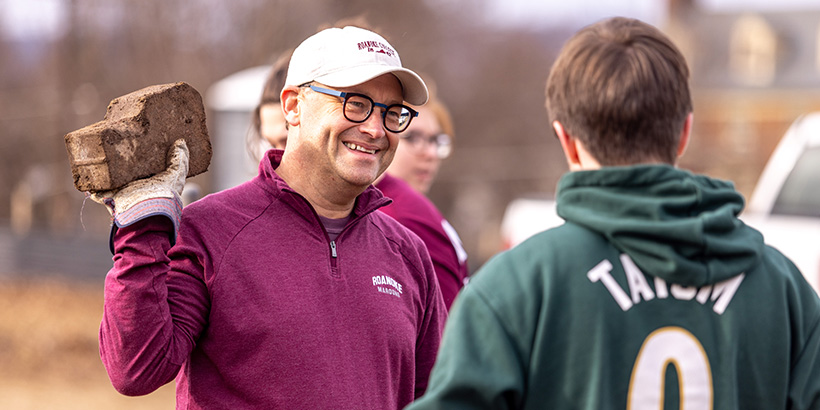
top-left (6, 0), bottom-right (820, 271)
top-left (0, 276), bottom-right (173, 409)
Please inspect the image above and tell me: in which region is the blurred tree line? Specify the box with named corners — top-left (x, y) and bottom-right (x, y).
top-left (0, 0), bottom-right (579, 270)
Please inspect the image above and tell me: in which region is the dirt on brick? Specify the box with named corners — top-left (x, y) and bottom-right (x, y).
top-left (64, 82), bottom-right (212, 192)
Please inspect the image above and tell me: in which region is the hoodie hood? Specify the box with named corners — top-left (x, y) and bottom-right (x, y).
top-left (556, 165), bottom-right (764, 287)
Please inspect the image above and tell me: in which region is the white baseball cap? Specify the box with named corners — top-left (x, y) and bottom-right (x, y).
top-left (285, 26), bottom-right (429, 105)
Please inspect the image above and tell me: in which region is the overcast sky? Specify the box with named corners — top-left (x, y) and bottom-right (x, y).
top-left (5, 0), bottom-right (820, 41)
top-left (0, 0), bottom-right (65, 40)
top-left (482, 0), bottom-right (820, 29)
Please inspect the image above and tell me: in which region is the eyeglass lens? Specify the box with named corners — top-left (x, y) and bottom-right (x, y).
top-left (402, 132), bottom-right (452, 159)
top-left (343, 94), bottom-right (413, 133)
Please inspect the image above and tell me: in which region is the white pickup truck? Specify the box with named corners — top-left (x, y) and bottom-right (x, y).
top-left (501, 113), bottom-right (820, 293)
top-left (741, 113), bottom-right (820, 292)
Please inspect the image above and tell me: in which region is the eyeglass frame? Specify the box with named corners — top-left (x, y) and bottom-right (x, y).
top-left (400, 131), bottom-right (453, 159)
top-left (301, 83), bottom-right (418, 133)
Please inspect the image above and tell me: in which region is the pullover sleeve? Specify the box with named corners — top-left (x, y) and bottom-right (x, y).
top-left (412, 244), bottom-right (448, 399)
top-left (790, 315), bottom-right (820, 409)
top-left (398, 214), bottom-right (465, 310)
top-left (405, 288), bottom-right (525, 409)
top-left (99, 216), bottom-right (209, 396)
top-left (406, 254), bottom-right (526, 409)
top-left (788, 285), bottom-right (820, 409)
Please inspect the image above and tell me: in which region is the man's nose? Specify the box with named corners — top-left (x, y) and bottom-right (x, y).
top-left (359, 109), bottom-right (387, 138)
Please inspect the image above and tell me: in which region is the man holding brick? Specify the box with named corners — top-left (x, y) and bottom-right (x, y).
top-left (91, 26), bottom-right (446, 409)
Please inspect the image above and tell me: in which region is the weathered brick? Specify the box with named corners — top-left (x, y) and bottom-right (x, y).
top-left (64, 82), bottom-right (212, 192)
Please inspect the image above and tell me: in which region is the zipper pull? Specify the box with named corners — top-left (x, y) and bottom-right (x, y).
top-left (330, 240), bottom-right (337, 258)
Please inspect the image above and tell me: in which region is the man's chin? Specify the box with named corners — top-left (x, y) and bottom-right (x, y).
top-left (342, 172), bottom-right (381, 190)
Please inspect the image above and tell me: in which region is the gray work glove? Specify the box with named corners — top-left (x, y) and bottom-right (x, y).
top-left (90, 139), bottom-right (189, 252)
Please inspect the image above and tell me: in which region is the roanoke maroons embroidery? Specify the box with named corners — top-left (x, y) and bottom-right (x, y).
top-left (357, 41), bottom-right (396, 57)
top-left (372, 275), bottom-right (403, 298)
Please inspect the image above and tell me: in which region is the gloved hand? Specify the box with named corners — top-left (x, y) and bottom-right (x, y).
top-left (90, 139), bottom-right (189, 251)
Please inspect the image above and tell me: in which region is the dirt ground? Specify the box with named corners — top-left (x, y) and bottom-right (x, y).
top-left (0, 277), bottom-right (174, 409)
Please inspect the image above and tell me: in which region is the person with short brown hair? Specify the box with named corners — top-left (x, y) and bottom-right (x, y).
top-left (408, 17), bottom-right (820, 409)
top-left (546, 16), bottom-right (692, 166)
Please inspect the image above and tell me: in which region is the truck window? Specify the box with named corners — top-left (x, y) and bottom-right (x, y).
top-left (771, 146), bottom-right (820, 218)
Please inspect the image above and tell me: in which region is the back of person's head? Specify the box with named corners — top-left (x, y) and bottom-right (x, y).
top-left (545, 17), bottom-right (692, 165)
top-left (248, 50), bottom-right (292, 162)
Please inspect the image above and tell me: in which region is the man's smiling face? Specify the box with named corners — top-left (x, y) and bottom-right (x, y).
top-left (293, 73), bottom-right (403, 192)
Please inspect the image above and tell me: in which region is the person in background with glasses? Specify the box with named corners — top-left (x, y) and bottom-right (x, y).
top-left (383, 82), bottom-right (452, 195)
top-left (375, 79), bottom-right (470, 310)
top-left (93, 25), bottom-right (446, 409)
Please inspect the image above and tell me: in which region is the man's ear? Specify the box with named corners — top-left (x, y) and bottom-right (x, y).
top-left (676, 113), bottom-right (693, 160)
top-left (281, 86), bottom-right (301, 127)
top-left (553, 121), bottom-right (583, 171)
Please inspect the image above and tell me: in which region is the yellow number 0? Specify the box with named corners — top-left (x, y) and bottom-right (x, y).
top-left (627, 327), bottom-right (713, 410)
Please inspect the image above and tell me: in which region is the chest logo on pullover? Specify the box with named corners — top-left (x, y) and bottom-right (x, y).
top-left (372, 275), bottom-right (403, 298)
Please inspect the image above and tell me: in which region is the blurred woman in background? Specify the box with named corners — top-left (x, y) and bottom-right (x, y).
top-left (375, 78), bottom-right (470, 309)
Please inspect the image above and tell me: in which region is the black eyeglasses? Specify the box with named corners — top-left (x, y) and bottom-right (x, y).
top-left (304, 84), bottom-right (418, 133)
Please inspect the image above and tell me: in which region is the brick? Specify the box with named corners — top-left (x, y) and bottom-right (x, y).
top-left (64, 82), bottom-right (212, 192)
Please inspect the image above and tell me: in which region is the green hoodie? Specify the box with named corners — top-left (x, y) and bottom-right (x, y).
top-left (408, 165), bottom-right (820, 410)
top-left (558, 165), bottom-right (761, 288)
